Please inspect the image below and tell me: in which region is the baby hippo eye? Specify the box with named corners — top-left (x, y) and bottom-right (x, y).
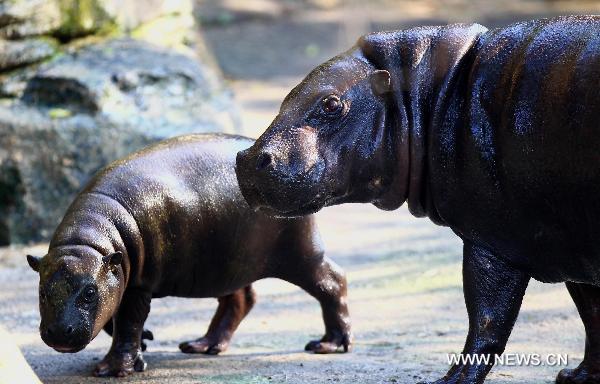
top-left (82, 286), bottom-right (97, 303)
top-left (322, 95), bottom-right (342, 114)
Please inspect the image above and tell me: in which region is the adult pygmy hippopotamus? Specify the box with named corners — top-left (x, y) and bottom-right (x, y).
top-left (236, 16), bottom-right (600, 384)
top-left (26, 134), bottom-right (352, 377)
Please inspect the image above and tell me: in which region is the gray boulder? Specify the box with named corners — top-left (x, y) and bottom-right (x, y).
top-left (0, 37), bottom-right (57, 70)
top-left (0, 0), bottom-right (62, 38)
top-left (0, 38), bottom-right (239, 244)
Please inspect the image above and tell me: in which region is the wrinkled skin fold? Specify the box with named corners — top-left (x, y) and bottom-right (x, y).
top-left (236, 16), bottom-right (600, 384)
top-left (28, 134), bottom-right (352, 377)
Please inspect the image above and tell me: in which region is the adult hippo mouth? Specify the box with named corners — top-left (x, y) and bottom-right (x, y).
top-left (278, 192), bottom-right (341, 217)
top-left (236, 148), bottom-right (330, 217)
top-left (237, 175), bottom-right (333, 217)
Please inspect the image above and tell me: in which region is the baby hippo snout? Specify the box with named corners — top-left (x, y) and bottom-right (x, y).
top-left (254, 151), bottom-right (275, 171)
top-left (41, 320), bottom-right (90, 353)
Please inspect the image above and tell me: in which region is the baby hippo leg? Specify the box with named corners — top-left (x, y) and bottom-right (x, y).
top-left (179, 285), bottom-right (256, 355)
top-left (282, 255), bottom-right (352, 354)
top-left (103, 320), bottom-right (153, 352)
top-left (94, 288), bottom-right (152, 377)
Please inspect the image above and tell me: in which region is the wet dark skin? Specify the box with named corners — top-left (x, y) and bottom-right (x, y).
top-left (27, 134), bottom-right (352, 377)
top-left (236, 16), bottom-right (600, 384)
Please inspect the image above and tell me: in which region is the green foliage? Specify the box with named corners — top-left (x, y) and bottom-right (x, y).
top-left (55, 0), bottom-right (118, 40)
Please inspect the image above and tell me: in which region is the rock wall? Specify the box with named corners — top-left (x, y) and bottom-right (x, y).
top-left (0, 0), bottom-right (240, 244)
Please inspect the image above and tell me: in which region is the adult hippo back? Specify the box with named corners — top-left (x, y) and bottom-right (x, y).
top-left (236, 16), bottom-right (600, 384)
top-left (27, 134), bottom-right (352, 377)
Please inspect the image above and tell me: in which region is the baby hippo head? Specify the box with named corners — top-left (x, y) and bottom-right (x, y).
top-left (27, 247), bottom-right (124, 353)
top-left (236, 48), bottom-right (397, 217)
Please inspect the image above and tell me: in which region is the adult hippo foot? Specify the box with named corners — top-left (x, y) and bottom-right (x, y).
top-left (416, 364), bottom-right (489, 384)
top-left (304, 331), bottom-right (352, 354)
top-left (93, 349), bottom-right (146, 377)
top-left (179, 337), bottom-right (229, 355)
top-left (417, 376), bottom-right (469, 384)
top-left (556, 363), bottom-right (600, 384)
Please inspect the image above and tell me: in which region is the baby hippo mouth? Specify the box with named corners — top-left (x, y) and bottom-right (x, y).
top-left (53, 345), bottom-right (86, 353)
top-left (41, 323), bottom-right (91, 353)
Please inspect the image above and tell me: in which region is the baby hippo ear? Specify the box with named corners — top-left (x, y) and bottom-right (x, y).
top-left (26, 255), bottom-right (42, 272)
top-left (102, 251), bottom-right (123, 266)
top-left (370, 70), bottom-right (391, 95)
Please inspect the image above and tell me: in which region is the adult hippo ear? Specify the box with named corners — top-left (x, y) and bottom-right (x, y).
top-left (102, 251), bottom-right (123, 267)
top-left (369, 70), bottom-right (391, 95)
top-left (26, 255), bottom-right (42, 272)
top-left (357, 24), bottom-right (487, 220)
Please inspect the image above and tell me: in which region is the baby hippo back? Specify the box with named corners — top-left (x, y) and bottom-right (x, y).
top-left (79, 134), bottom-right (292, 297)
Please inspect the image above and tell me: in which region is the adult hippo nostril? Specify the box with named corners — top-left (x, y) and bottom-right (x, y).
top-left (255, 152), bottom-right (274, 171)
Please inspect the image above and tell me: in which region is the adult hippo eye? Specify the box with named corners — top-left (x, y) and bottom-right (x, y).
top-left (82, 286), bottom-right (97, 303)
top-left (322, 95), bottom-right (342, 114)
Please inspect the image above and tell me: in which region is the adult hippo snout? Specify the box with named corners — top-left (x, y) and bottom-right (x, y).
top-left (236, 125), bottom-right (327, 216)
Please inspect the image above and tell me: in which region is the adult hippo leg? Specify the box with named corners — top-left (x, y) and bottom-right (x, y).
top-left (94, 288), bottom-right (152, 377)
top-left (281, 255), bottom-right (352, 354)
top-left (426, 242), bottom-right (530, 384)
top-left (556, 282), bottom-right (600, 384)
top-left (179, 285), bottom-right (256, 355)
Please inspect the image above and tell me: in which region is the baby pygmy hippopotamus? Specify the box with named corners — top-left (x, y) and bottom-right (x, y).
top-left (26, 133), bottom-right (352, 377)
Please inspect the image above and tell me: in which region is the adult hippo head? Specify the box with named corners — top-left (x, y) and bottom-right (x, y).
top-left (235, 53), bottom-right (400, 217)
top-left (27, 248), bottom-right (123, 353)
top-left (236, 23), bottom-right (486, 219)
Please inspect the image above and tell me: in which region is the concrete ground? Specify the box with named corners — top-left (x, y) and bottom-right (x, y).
top-left (2, 0), bottom-right (600, 383)
top-left (0, 205), bottom-right (586, 383)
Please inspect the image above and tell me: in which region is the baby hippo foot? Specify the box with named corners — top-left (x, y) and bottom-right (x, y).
top-left (93, 349), bottom-right (146, 377)
top-left (140, 329), bottom-right (154, 351)
top-left (179, 336), bottom-right (229, 355)
top-left (305, 330), bottom-right (353, 354)
top-left (556, 363), bottom-right (600, 384)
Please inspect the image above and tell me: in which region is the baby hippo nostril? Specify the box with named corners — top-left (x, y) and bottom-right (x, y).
top-left (65, 325), bottom-right (74, 335)
top-left (256, 152), bottom-right (274, 171)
